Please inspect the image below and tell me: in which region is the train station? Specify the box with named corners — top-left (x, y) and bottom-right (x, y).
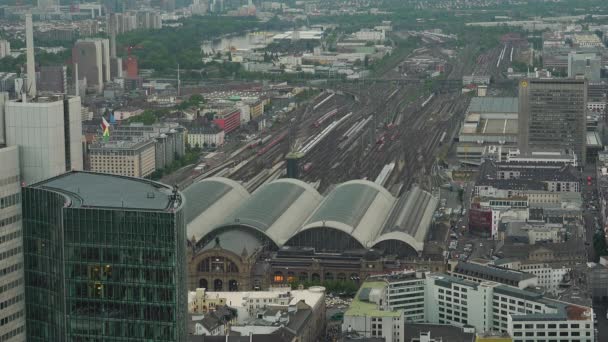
top-left (185, 177), bottom-right (439, 291)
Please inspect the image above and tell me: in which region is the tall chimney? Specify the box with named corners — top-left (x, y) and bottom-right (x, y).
top-left (25, 13), bottom-right (36, 98)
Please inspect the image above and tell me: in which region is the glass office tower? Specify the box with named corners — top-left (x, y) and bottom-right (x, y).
top-left (22, 172), bottom-right (186, 341)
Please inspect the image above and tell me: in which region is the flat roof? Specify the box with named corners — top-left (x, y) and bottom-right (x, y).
top-left (587, 131), bottom-right (602, 147)
top-left (467, 97), bottom-right (518, 114)
top-left (345, 281), bottom-right (400, 317)
top-left (454, 261), bottom-right (536, 284)
top-left (403, 324), bottom-right (475, 342)
top-left (479, 118), bottom-right (518, 134)
top-left (33, 171), bottom-right (175, 211)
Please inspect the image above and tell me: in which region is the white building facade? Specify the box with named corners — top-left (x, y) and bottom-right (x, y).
top-left (4, 95), bottom-right (83, 184)
top-left (0, 146), bottom-right (26, 342)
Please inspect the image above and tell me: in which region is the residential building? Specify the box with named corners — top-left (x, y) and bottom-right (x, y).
top-left (188, 286), bottom-right (326, 342)
top-left (503, 222), bottom-right (566, 245)
top-left (494, 259), bottom-right (571, 296)
top-left (568, 53), bottom-right (601, 81)
top-left (110, 123), bottom-right (186, 170)
top-left (72, 38), bottom-right (111, 93)
top-left (187, 125), bottom-right (225, 148)
top-left (213, 109), bottom-right (241, 134)
top-left (0, 146), bottom-right (26, 342)
top-left (497, 240), bottom-right (588, 265)
top-left (572, 33), bottom-right (604, 48)
top-left (518, 79), bottom-right (587, 165)
top-left (22, 172), bottom-right (187, 341)
top-left (88, 139), bottom-right (156, 178)
top-left (189, 288), bottom-right (228, 314)
top-left (3, 94), bottom-right (83, 184)
top-left (0, 40), bottom-right (10, 58)
top-left (475, 160), bottom-right (580, 198)
top-left (447, 261), bottom-right (538, 290)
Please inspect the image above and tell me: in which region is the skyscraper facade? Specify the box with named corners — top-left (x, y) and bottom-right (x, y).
top-left (518, 78), bottom-right (588, 164)
top-left (0, 146), bottom-right (26, 342)
top-left (3, 94), bottom-right (83, 185)
top-left (72, 39), bottom-right (111, 94)
top-left (23, 172), bottom-right (187, 341)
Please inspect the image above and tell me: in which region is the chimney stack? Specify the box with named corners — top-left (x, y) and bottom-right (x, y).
top-left (25, 13), bottom-right (37, 99)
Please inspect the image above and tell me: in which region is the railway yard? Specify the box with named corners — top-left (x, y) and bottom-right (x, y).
top-left (171, 38), bottom-right (515, 199)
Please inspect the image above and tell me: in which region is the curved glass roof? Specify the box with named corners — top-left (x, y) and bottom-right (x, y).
top-left (223, 178), bottom-right (322, 233)
top-left (304, 180), bottom-right (394, 229)
top-left (184, 177), bottom-right (250, 241)
top-left (184, 177), bottom-right (249, 224)
top-left (376, 186), bottom-right (438, 251)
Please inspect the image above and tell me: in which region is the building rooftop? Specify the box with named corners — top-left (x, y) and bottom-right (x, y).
top-left (301, 180), bottom-right (395, 248)
top-left (185, 177), bottom-right (250, 242)
top-left (223, 178), bottom-right (323, 247)
top-left (33, 171), bottom-right (177, 211)
top-left (89, 138), bottom-right (155, 151)
top-left (379, 186), bottom-right (438, 251)
top-left (467, 97), bottom-right (519, 114)
top-left (345, 281), bottom-right (400, 318)
top-left (403, 323), bottom-right (475, 342)
top-left (452, 261), bottom-right (536, 287)
top-left (587, 131), bottom-right (602, 147)
top-left (430, 273), bottom-right (479, 290)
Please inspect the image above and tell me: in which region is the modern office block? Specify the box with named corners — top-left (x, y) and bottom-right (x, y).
top-left (0, 146), bottom-right (26, 342)
top-left (72, 39), bottom-right (110, 94)
top-left (568, 53), bottom-right (601, 81)
top-left (4, 95), bottom-right (83, 184)
top-left (22, 172), bottom-right (187, 341)
top-left (518, 79), bottom-right (587, 165)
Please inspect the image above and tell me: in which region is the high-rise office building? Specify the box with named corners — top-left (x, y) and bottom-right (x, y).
top-left (0, 146), bottom-right (26, 342)
top-left (2, 94), bottom-right (83, 185)
top-left (72, 39), bottom-right (111, 94)
top-left (518, 78), bottom-right (588, 164)
top-left (0, 15), bottom-right (83, 186)
top-left (22, 171), bottom-right (187, 341)
top-left (568, 53), bottom-right (601, 81)
top-left (0, 40), bottom-right (10, 59)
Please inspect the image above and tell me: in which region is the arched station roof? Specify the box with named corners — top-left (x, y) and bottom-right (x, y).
top-left (185, 177), bottom-right (250, 242)
top-left (295, 180), bottom-right (395, 248)
top-left (216, 178), bottom-right (323, 247)
top-left (373, 186), bottom-right (438, 252)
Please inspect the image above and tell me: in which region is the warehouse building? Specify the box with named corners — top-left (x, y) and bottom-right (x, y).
top-left (457, 97), bottom-right (519, 166)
